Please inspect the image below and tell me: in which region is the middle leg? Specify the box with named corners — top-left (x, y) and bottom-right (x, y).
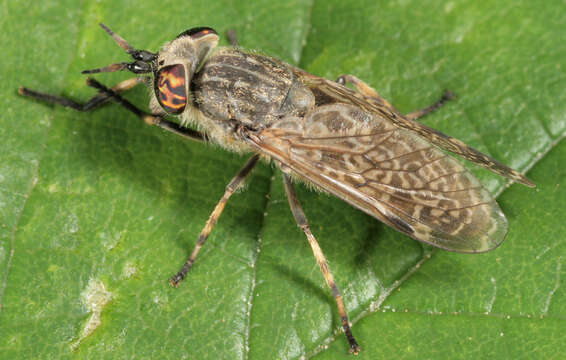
top-left (170, 154), bottom-right (260, 286)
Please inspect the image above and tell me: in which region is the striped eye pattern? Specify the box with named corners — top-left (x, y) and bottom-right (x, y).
top-left (155, 64), bottom-right (187, 114)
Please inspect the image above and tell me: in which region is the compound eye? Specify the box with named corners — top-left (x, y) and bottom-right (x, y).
top-left (155, 64), bottom-right (187, 114)
top-left (176, 27), bottom-right (217, 39)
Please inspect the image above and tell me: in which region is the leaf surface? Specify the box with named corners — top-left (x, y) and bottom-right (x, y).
top-left (1, 1), bottom-right (564, 359)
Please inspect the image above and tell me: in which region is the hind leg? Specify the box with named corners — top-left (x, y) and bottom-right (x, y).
top-left (336, 74), bottom-right (454, 121)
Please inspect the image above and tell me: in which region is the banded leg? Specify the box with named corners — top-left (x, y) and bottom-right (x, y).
top-left (170, 154), bottom-right (260, 286)
top-left (336, 74), bottom-right (454, 121)
top-left (19, 77), bottom-right (145, 112)
top-left (282, 174), bottom-right (361, 354)
top-left (19, 77), bottom-right (206, 142)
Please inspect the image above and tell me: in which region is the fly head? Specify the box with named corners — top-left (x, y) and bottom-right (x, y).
top-left (153, 27), bottom-right (219, 114)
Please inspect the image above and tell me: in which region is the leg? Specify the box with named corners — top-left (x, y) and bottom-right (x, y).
top-left (19, 77), bottom-right (145, 112)
top-left (85, 78), bottom-right (207, 142)
top-left (226, 29), bottom-right (239, 47)
top-left (170, 154), bottom-right (260, 286)
top-left (337, 74), bottom-right (388, 104)
top-left (405, 90), bottom-right (455, 121)
top-left (282, 174), bottom-right (361, 354)
top-left (19, 77), bottom-right (206, 142)
top-left (336, 74), bottom-right (454, 121)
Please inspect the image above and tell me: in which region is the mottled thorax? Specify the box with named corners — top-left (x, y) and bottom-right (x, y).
top-left (191, 49), bottom-right (314, 130)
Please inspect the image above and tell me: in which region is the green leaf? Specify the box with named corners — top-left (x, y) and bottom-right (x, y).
top-left (1, 0), bottom-right (564, 359)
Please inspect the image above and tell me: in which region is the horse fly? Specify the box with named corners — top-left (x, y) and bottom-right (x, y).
top-left (19, 23), bottom-right (534, 353)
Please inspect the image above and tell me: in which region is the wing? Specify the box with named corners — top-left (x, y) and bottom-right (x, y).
top-left (291, 69), bottom-right (534, 188)
top-left (245, 103), bottom-right (508, 253)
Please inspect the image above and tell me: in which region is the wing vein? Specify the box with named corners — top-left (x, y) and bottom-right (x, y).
top-left (298, 129), bottom-right (394, 141)
top-left (424, 170), bottom-right (467, 184)
top-left (366, 146), bottom-right (432, 164)
top-left (362, 182), bottom-right (489, 211)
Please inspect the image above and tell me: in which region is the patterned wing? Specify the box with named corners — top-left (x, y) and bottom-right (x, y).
top-left (292, 69), bottom-right (534, 188)
top-left (246, 103), bottom-right (508, 253)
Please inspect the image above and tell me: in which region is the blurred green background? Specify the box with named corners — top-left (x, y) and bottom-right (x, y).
top-left (0, 0), bottom-right (564, 359)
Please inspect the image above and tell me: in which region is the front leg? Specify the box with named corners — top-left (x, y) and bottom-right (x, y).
top-left (19, 77), bottom-right (147, 112)
top-left (20, 77), bottom-right (207, 143)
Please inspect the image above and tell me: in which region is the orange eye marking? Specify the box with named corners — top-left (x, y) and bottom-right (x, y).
top-left (160, 71), bottom-right (184, 88)
top-left (156, 64), bottom-right (187, 114)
